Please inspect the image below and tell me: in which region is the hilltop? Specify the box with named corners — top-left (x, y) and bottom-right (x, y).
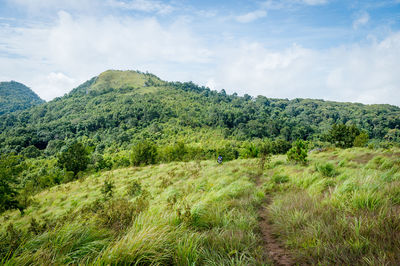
top-left (0, 81), bottom-right (44, 115)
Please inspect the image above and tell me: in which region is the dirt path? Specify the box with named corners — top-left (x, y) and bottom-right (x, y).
top-left (255, 172), bottom-right (295, 266)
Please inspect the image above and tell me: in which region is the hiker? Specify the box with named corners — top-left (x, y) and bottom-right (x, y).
top-left (217, 155), bottom-right (223, 164)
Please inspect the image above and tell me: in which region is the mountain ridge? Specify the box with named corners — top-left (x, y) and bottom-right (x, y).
top-left (0, 70), bottom-right (399, 155)
top-left (0, 81), bottom-right (44, 115)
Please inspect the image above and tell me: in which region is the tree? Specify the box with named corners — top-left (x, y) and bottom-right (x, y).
top-left (287, 139), bottom-right (308, 165)
top-left (131, 141), bottom-right (158, 166)
top-left (327, 123), bottom-right (361, 148)
top-left (354, 132), bottom-right (369, 147)
top-left (258, 140), bottom-right (273, 171)
top-left (0, 155), bottom-right (24, 213)
top-left (57, 142), bottom-right (89, 176)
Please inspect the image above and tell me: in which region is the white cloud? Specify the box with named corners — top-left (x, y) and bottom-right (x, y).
top-left (353, 11), bottom-right (370, 29)
top-left (208, 33), bottom-right (400, 105)
top-left (106, 0), bottom-right (173, 14)
top-left (300, 0), bottom-right (328, 5)
top-left (235, 10), bottom-right (267, 23)
top-left (31, 72), bottom-right (77, 100)
top-left (7, 0), bottom-right (174, 15)
top-left (1, 3), bottom-right (400, 106)
top-left (262, 0), bottom-right (328, 9)
top-left (0, 11), bottom-right (211, 100)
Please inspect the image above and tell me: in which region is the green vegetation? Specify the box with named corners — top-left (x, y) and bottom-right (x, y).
top-left (1, 70), bottom-right (400, 264)
top-left (0, 160), bottom-right (266, 265)
top-left (1, 70), bottom-right (399, 157)
top-left (0, 81), bottom-right (44, 115)
top-left (57, 142), bottom-right (90, 176)
top-left (1, 148), bottom-right (400, 264)
top-left (287, 139), bottom-right (308, 165)
top-left (262, 147), bottom-right (400, 264)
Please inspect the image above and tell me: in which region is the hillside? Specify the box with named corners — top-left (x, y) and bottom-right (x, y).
top-left (0, 81), bottom-right (44, 115)
top-left (0, 70), bottom-right (399, 155)
top-left (1, 148), bottom-right (399, 264)
top-left (1, 70), bottom-right (400, 264)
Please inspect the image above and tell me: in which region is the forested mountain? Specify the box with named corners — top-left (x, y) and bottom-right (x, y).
top-left (0, 81), bottom-right (44, 115)
top-left (1, 69), bottom-right (400, 155)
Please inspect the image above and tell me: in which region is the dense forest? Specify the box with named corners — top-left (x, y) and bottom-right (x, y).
top-left (1, 70), bottom-right (400, 157)
top-left (0, 81), bottom-right (44, 115)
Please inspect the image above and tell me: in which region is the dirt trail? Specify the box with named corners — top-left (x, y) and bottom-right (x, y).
top-left (255, 173), bottom-right (295, 266)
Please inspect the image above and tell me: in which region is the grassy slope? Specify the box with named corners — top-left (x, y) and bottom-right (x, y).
top-left (262, 147), bottom-right (400, 265)
top-left (1, 147), bottom-right (400, 265)
top-left (1, 160), bottom-right (267, 265)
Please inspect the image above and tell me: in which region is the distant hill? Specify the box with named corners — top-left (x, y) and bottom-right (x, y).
top-left (0, 81), bottom-right (44, 115)
top-left (0, 70), bottom-right (399, 154)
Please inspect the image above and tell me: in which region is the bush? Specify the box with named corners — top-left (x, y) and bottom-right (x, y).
top-left (287, 139), bottom-right (308, 165)
top-left (354, 132), bottom-right (369, 147)
top-left (131, 141), bottom-right (158, 166)
top-left (272, 174), bottom-right (289, 184)
top-left (91, 153), bottom-right (112, 171)
top-left (315, 162), bottom-right (339, 177)
top-left (216, 143), bottom-right (239, 161)
top-left (101, 178), bottom-right (115, 200)
top-left (271, 139), bottom-right (292, 154)
top-left (127, 180), bottom-right (142, 197)
top-left (160, 141), bottom-right (188, 162)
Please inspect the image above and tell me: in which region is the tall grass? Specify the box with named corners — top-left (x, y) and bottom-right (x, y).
top-left (0, 159), bottom-right (265, 265)
top-left (264, 147), bottom-right (400, 264)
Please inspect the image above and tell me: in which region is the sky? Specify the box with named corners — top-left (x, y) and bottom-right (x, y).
top-left (0, 0), bottom-right (400, 106)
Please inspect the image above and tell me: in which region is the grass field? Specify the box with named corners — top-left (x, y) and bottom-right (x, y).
top-left (1, 147), bottom-right (399, 265)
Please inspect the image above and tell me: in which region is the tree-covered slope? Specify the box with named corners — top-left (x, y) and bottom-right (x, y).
top-left (0, 70), bottom-right (399, 155)
top-left (0, 81), bottom-right (44, 115)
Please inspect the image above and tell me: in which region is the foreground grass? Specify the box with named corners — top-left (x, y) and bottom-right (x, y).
top-left (2, 147), bottom-right (399, 265)
top-left (0, 160), bottom-right (267, 265)
top-left (261, 147), bottom-right (400, 265)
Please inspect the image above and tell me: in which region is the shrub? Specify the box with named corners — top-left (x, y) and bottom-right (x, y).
top-left (127, 180), bottom-right (142, 197)
top-left (91, 153), bottom-right (112, 171)
top-left (315, 162), bottom-right (339, 177)
top-left (258, 140), bottom-right (273, 171)
top-left (353, 132), bottom-right (369, 147)
top-left (272, 174), bottom-right (289, 184)
top-left (98, 198), bottom-right (139, 233)
top-left (131, 141), bottom-right (158, 166)
top-left (101, 178), bottom-right (115, 200)
top-left (271, 139), bottom-right (292, 154)
top-left (240, 142), bottom-right (259, 158)
top-left (287, 139), bottom-right (308, 165)
top-left (216, 143), bottom-right (239, 161)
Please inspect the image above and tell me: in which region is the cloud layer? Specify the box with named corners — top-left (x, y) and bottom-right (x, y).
top-left (0, 0), bottom-right (399, 106)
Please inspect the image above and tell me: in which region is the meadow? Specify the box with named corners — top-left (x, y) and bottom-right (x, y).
top-left (1, 147), bottom-right (399, 265)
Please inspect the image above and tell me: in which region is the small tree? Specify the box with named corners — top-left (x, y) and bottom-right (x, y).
top-left (131, 141), bottom-right (158, 166)
top-left (57, 142), bottom-right (89, 176)
top-left (101, 178), bottom-right (115, 200)
top-left (287, 139), bottom-right (308, 165)
top-left (0, 155), bottom-right (25, 213)
top-left (354, 132), bottom-right (369, 147)
top-left (327, 123), bottom-right (361, 148)
top-left (259, 140), bottom-right (273, 171)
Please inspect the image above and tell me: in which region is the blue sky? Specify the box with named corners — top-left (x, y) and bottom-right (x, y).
top-left (0, 0), bottom-right (400, 105)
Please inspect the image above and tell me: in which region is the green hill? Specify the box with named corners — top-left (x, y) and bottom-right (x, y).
top-left (1, 70), bottom-right (400, 264)
top-left (0, 81), bottom-right (44, 115)
top-left (0, 70), bottom-right (399, 155)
